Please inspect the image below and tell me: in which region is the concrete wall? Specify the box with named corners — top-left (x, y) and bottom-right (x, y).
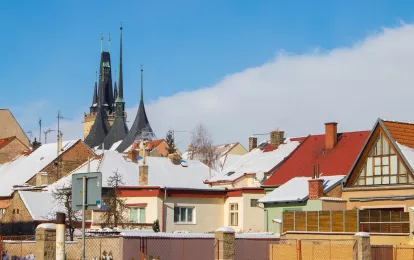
top-left (322, 201), bottom-right (347, 211)
top-left (342, 188), bottom-right (414, 211)
top-left (264, 200), bottom-right (322, 234)
top-left (165, 197), bottom-right (224, 233)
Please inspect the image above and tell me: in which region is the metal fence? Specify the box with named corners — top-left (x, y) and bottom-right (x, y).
top-left (0, 235), bottom-right (36, 259)
top-left (235, 238), bottom-right (279, 260)
top-left (269, 239), bottom-right (357, 260)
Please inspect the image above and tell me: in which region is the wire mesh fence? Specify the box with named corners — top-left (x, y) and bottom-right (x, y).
top-left (235, 238), bottom-right (279, 260)
top-left (142, 237), bottom-right (214, 260)
top-left (269, 239), bottom-right (298, 260)
top-left (394, 246), bottom-right (414, 260)
top-left (0, 235), bottom-right (36, 259)
top-left (300, 239), bottom-right (357, 260)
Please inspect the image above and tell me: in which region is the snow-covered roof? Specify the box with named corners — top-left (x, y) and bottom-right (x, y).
top-left (396, 142), bottom-right (414, 170)
top-left (0, 140), bottom-right (79, 196)
top-left (46, 150), bottom-right (216, 191)
top-left (218, 154), bottom-right (243, 171)
top-left (110, 140), bottom-right (122, 151)
top-left (208, 139), bottom-right (301, 182)
top-left (19, 191), bottom-right (63, 221)
top-left (258, 175), bottom-right (345, 203)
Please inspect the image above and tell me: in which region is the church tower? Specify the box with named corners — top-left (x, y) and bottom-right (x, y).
top-left (101, 26), bottom-right (129, 150)
top-left (83, 35), bottom-right (117, 138)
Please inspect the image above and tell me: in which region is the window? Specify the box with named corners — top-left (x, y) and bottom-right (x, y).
top-left (250, 199), bottom-right (258, 207)
top-left (129, 208), bottom-right (146, 223)
top-left (226, 171), bottom-right (235, 176)
top-left (229, 203), bottom-right (238, 226)
top-left (0, 208), bottom-right (4, 219)
top-left (355, 132), bottom-right (413, 186)
top-left (174, 207), bottom-right (194, 224)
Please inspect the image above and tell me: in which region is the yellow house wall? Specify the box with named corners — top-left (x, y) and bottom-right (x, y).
top-left (242, 193), bottom-right (265, 232)
top-left (228, 144), bottom-right (248, 155)
top-left (164, 197), bottom-right (224, 233)
top-left (224, 196), bottom-right (244, 232)
top-left (0, 110), bottom-right (29, 147)
top-left (322, 201), bottom-right (348, 211)
top-left (342, 188), bottom-right (414, 211)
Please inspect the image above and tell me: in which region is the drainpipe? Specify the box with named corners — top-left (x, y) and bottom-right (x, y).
top-left (162, 187), bottom-right (167, 232)
top-left (264, 209), bottom-right (268, 232)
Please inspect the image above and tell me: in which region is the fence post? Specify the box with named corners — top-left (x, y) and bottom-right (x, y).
top-left (56, 212), bottom-right (66, 260)
top-left (296, 239), bottom-right (301, 260)
top-left (34, 223), bottom-right (56, 260)
top-left (214, 227), bottom-right (235, 260)
top-left (354, 232), bottom-right (371, 260)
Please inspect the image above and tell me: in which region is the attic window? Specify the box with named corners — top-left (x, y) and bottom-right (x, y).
top-left (40, 157), bottom-right (44, 160)
top-left (257, 142), bottom-right (267, 149)
top-left (226, 171), bottom-right (235, 176)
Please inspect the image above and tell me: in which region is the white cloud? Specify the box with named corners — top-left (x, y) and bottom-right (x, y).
top-left (49, 24), bottom-right (414, 151)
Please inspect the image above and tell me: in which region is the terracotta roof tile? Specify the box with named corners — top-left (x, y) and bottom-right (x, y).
top-left (263, 131), bottom-right (370, 187)
top-left (0, 136), bottom-right (16, 149)
top-left (383, 120), bottom-right (414, 148)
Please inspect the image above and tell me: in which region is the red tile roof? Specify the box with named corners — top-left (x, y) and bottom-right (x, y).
top-left (0, 136), bottom-right (16, 149)
top-left (383, 120), bottom-right (414, 148)
top-left (264, 131), bottom-right (370, 187)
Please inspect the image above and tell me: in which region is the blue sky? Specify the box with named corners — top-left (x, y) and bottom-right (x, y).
top-left (1, 1), bottom-right (414, 142)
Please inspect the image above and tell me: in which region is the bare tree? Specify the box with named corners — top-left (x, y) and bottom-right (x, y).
top-left (100, 170), bottom-right (127, 228)
top-left (51, 182), bottom-right (81, 241)
top-left (190, 123), bottom-right (220, 170)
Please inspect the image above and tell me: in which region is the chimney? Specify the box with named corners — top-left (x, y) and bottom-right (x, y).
top-left (308, 164), bottom-right (324, 200)
top-left (57, 135), bottom-right (63, 155)
top-left (270, 130), bottom-right (284, 147)
top-left (325, 122), bottom-right (338, 150)
top-left (139, 165), bottom-right (148, 186)
top-left (36, 172), bottom-right (49, 186)
top-left (32, 138), bottom-right (41, 151)
top-left (128, 149), bottom-right (138, 163)
top-left (249, 136), bottom-right (257, 151)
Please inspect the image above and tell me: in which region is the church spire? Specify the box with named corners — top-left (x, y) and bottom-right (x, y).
top-left (113, 82), bottom-right (118, 103)
top-left (92, 81), bottom-right (98, 105)
top-left (116, 25), bottom-right (124, 102)
top-left (140, 65), bottom-right (144, 102)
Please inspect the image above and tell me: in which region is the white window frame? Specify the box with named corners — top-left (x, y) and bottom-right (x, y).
top-left (129, 207), bottom-right (146, 223)
top-left (229, 203), bottom-right (239, 226)
top-left (174, 207), bottom-right (195, 224)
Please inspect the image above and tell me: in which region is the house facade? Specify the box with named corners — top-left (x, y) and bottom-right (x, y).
top-left (342, 119), bottom-right (414, 211)
top-left (0, 109), bottom-right (30, 147)
top-left (0, 136), bottom-right (29, 164)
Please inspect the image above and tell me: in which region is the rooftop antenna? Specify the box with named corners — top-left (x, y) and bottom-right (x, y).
top-left (44, 129), bottom-right (55, 144)
top-left (25, 131), bottom-right (33, 143)
top-left (140, 65), bottom-right (144, 101)
top-left (108, 32), bottom-right (111, 52)
top-left (100, 32), bottom-right (104, 53)
top-left (38, 118), bottom-right (42, 143)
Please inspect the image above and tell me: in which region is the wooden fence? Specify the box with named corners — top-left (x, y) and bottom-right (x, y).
top-left (282, 210), bottom-right (409, 234)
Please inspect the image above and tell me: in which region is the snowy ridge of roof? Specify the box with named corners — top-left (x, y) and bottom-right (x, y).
top-left (209, 139), bottom-right (300, 182)
top-left (396, 142), bottom-right (414, 169)
top-left (47, 150), bottom-right (215, 190)
top-left (258, 175), bottom-right (345, 203)
top-left (319, 197), bottom-right (347, 202)
top-left (0, 140), bottom-right (78, 196)
top-left (381, 119), bottom-right (414, 125)
top-left (110, 140), bottom-right (123, 151)
top-left (18, 191), bottom-right (63, 221)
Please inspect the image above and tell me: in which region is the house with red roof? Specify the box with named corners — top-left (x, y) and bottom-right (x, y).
top-left (260, 122), bottom-right (370, 233)
top-left (342, 119), bottom-right (414, 212)
top-left (0, 136), bottom-right (29, 164)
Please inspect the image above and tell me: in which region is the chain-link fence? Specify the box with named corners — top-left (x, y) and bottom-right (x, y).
top-left (0, 235), bottom-right (36, 259)
top-left (394, 246), bottom-right (414, 260)
top-left (235, 238), bottom-right (279, 260)
top-left (269, 239), bottom-right (357, 260)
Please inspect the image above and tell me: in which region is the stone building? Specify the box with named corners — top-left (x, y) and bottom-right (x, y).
top-left (0, 136), bottom-right (29, 164)
top-left (0, 109), bottom-right (30, 147)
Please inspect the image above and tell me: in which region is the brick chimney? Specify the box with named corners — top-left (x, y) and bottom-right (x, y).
top-left (249, 136), bottom-right (257, 151)
top-left (57, 135), bottom-right (63, 155)
top-left (128, 149), bottom-right (138, 163)
top-left (325, 122), bottom-right (338, 150)
top-left (308, 164), bottom-right (324, 200)
top-left (270, 130), bottom-right (284, 147)
top-left (139, 165), bottom-right (148, 186)
top-left (32, 138), bottom-right (41, 151)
